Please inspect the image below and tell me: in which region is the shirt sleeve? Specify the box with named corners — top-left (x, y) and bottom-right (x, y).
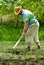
top-left (23, 14), bottom-right (29, 22)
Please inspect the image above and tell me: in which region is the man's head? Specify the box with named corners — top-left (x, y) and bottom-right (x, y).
top-left (14, 6), bottom-right (22, 15)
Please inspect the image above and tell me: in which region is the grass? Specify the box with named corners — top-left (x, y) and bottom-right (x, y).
top-left (0, 23), bottom-right (23, 41)
top-left (0, 23), bottom-right (44, 41)
top-left (0, 23), bottom-right (44, 65)
top-left (39, 25), bottom-right (44, 40)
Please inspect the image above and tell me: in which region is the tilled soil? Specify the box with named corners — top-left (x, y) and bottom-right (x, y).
top-left (0, 47), bottom-right (44, 65)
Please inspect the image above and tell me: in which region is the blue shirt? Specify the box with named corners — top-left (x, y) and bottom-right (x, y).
top-left (22, 9), bottom-right (37, 26)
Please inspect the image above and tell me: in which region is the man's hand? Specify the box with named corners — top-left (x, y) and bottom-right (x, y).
top-left (22, 31), bottom-right (26, 36)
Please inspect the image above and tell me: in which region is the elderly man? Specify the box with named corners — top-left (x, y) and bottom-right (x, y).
top-left (14, 6), bottom-right (41, 51)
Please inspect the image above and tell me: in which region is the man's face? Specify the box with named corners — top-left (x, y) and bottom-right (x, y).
top-left (18, 10), bottom-right (22, 15)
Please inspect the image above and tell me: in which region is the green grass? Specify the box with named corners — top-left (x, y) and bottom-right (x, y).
top-left (39, 25), bottom-right (44, 40)
top-left (0, 23), bottom-right (44, 41)
top-left (0, 23), bottom-right (44, 65)
top-left (0, 23), bottom-right (23, 41)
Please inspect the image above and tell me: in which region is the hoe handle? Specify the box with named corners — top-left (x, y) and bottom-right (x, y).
top-left (13, 35), bottom-right (23, 49)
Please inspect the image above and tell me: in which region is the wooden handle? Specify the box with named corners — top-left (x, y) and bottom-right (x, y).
top-left (13, 35), bottom-right (23, 49)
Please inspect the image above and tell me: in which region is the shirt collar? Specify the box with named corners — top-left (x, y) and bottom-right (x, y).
top-left (22, 9), bottom-right (24, 14)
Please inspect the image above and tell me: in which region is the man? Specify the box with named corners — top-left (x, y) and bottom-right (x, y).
top-left (14, 6), bottom-right (41, 51)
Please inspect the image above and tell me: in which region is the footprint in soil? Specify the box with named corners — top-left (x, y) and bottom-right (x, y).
top-left (15, 50), bottom-right (20, 55)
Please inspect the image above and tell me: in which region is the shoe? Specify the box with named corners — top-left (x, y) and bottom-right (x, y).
top-left (25, 47), bottom-right (30, 51)
top-left (37, 46), bottom-right (41, 49)
top-left (37, 46), bottom-right (41, 51)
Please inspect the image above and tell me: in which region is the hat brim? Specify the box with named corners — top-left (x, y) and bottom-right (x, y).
top-left (14, 6), bottom-right (22, 15)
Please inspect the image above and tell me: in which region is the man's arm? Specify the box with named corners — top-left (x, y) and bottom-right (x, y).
top-left (22, 22), bottom-right (28, 36)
